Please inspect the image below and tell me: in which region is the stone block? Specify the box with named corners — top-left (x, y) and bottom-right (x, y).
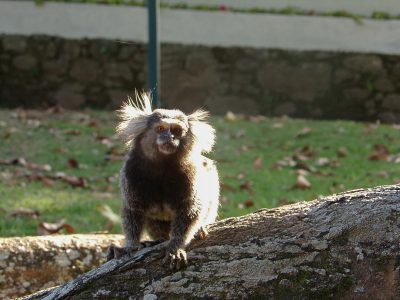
top-left (374, 78), bottom-right (395, 93)
top-left (309, 107), bottom-right (323, 117)
top-left (54, 88), bottom-right (85, 109)
top-left (235, 58), bottom-right (260, 72)
top-left (333, 69), bottom-right (354, 84)
top-left (257, 62), bottom-right (331, 103)
top-left (90, 41), bottom-right (119, 58)
top-left (43, 59), bottom-right (69, 77)
top-left (119, 44), bottom-right (139, 60)
top-left (185, 50), bottom-right (216, 75)
top-left (364, 99), bottom-right (376, 110)
top-left (273, 102), bottom-right (296, 116)
top-left (70, 59), bottom-right (101, 83)
top-left (382, 94), bottom-right (400, 111)
top-left (2, 36), bottom-right (27, 52)
top-left (343, 55), bottom-right (384, 75)
top-left (391, 63), bottom-right (400, 78)
top-left (104, 62), bottom-right (132, 82)
top-left (13, 55), bottom-right (37, 70)
top-left (377, 111), bottom-right (400, 123)
top-left (63, 40), bottom-right (81, 59)
top-left (45, 42), bottom-right (58, 59)
top-left (343, 88), bottom-right (370, 102)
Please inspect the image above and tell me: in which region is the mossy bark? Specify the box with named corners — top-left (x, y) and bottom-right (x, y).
top-left (24, 185), bottom-right (400, 299)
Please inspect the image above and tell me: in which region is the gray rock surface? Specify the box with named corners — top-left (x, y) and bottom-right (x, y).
top-left (23, 185), bottom-right (400, 300)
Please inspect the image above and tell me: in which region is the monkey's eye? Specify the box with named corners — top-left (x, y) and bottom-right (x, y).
top-left (156, 125), bottom-right (167, 133)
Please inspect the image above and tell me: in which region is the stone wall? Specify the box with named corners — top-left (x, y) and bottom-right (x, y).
top-left (1, 34), bottom-right (400, 122)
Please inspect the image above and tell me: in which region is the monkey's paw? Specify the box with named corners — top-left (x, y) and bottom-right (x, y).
top-left (163, 248), bottom-right (187, 270)
top-left (107, 240), bottom-right (166, 261)
top-left (106, 245), bottom-right (139, 261)
top-left (194, 226), bottom-right (208, 240)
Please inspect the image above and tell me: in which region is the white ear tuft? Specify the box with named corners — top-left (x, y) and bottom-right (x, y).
top-left (189, 109), bottom-right (215, 154)
top-left (116, 91), bottom-right (153, 147)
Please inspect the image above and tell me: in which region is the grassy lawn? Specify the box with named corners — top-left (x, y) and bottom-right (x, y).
top-left (0, 109), bottom-right (399, 237)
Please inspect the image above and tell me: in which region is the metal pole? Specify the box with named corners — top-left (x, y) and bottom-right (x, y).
top-left (147, 0), bottom-right (161, 108)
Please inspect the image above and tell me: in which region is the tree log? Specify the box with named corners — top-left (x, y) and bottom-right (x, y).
top-left (24, 185), bottom-right (400, 299)
top-left (0, 234), bottom-right (124, 299)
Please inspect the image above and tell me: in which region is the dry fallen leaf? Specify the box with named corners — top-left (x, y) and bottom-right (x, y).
top-left (37, 219), bottom-right (75, 235)
top-left (392, 124), bottom-right (400, 130)
top-left (243, 199), bottom-right (254, 207)
top-left (377, 170), bottom-right (390, 178)
top-left (295, 127), bottom-right (312, 138)
top-left (64, 129), bottom-right (81, 135)
top-left (31, 163), bottom-right (52, 172)
top-left (11, 157), bottom-right (27, 166)
top-left (88, 120), bottom-right (98, 128)
top-left (239, 181), bottom-right (253, 193)
top-left (272, 122), bottom-right (284, 129)
top-left (253, 156), bottom-right (263, 170)
top-left (26, 119), bottom-right (41, 128)
top-left (46, 106), bottom-right (65, 114)
top-left (55, 147), bottom-right (69, 154)
top-left (41, 177), bottom-right (55, 187)
top-left (67, 158), bottom-right (79, 169)
top-left (220, 196), bottom-right (230, 204)
top-left (63, 176), bottom-right (88, 188)
top-left (296, 169), bottom-right (310, 176)
top-left (220, 182), bottom-right (237, 192)
top-left (0, 157), bottom-right (52, 172)
top-left (337, 147), bottom-right (349, 157)
top-left (224, 111), bottom-right (237, 122)
top-left (240, 145), bottom-right (250, 152)
top-left (364, 123), bottom-right (380, 135)
top-left (368, 144), bottom-right (390, 161)
top-left (295, 175), bottom-right (311, 189)
top-left (233, 129), bottom-right (246, 139)
top-left (97, 204), bottom-right (121, 225)
top-left (55, 173), bottom-right (88, 188)
top-left (236, 173), bottom-right (246, 180)
top-left (247, 115), bottom-right (266, 123)
top-left (316, 157), bottom-right (330, 167)
top-left (295, 146), bottom-right (315, 159)
top-left (28, 174), bottom-right (56, 187)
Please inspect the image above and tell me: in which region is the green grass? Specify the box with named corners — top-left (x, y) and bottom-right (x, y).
top-left (0, 109), bottom-right (399, 237)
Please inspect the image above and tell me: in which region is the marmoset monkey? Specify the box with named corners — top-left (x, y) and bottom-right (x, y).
top-left (109, 92), bottom-right (219, 270)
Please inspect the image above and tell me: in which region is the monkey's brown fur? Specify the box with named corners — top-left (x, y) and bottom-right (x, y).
top-left (110, 93), bottom-right (219, 270)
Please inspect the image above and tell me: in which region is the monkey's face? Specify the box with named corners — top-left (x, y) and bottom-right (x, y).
top-left (150, 110), bottom-right (189, 156)
top-left (117, 94), bottom-right (215, 160)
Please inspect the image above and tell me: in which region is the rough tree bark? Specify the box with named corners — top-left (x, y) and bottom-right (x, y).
top-left (0, 234), bottom-right (124, 299)
top-left (24, 185), bottom-right (400, 299)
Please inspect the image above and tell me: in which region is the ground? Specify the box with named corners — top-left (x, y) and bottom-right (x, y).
top-left (0, 109), bottom-right (399, 237)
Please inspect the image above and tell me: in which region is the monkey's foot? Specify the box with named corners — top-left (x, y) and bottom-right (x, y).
top-left (194, 226), bottom-right (208, 240)
top-left (139, 238), bottom-right (166, 248)
top-left (107, 240), bottom-right (166, 261)
top-left (163, 248), bottom-right (187, 270)
top-left (106, 245), bottom-right (128, 261)
top-left (106, 245), bottom-right (141, 260)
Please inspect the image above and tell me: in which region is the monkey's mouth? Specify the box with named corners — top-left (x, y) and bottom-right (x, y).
top-left (157, 141), bottom-right (178, 155)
